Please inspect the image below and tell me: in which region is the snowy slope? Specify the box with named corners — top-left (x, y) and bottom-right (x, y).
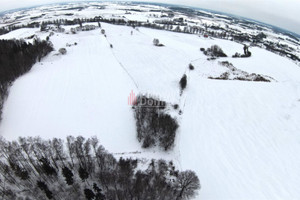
top-left (180, 78), bottom-right (300, 200)
top-left (0, 28), bottom-right (142, 153)
top-left (1, 22), bottom-right (300, 200)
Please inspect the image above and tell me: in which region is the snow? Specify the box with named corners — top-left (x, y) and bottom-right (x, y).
top-left (0, 28), bottom-right (141, 153)
top-left (223, 47), bottom-right (300, 82)
top-left (180, 78), bottom-right (300, 199)
top-left (1, 4), bottom-right (300, 200)
top-left (0, 28), bottom-right (39, 39)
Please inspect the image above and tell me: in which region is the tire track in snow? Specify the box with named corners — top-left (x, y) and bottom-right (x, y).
top-left (175, 57), bottom-right (210, 171)
top-left (102, 34), bottom-right (139, 90)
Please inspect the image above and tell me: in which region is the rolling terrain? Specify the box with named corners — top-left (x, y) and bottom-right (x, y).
top-left (1, 2), bottom-right (300, 200)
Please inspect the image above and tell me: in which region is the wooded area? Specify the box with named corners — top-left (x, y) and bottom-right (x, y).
top-left (0, 38), bottom-right (53, 120)
top-left (0, 136), bottom-right (200, 200)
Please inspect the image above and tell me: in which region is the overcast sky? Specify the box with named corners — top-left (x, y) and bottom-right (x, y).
top-left (0, 0), bottom-right (299, 34)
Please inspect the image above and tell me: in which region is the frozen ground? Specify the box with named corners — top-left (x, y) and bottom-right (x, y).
top-left (1, 22), bottom-right (300, 200)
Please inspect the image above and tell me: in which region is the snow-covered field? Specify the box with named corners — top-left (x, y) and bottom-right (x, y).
top-left (1, 5), bottom-right (300, 200)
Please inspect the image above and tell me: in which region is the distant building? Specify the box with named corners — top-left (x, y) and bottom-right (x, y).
top-left (82, 25), bottom-right (96, 31)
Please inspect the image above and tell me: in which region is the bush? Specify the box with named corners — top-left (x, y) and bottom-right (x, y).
top-left (232, 52), bottom-right (240, 58)
top-left (59, 48), bottom-right (67, 55)
top-left (210, 45), bottom-right (227, 57)
top-left (203, 45), bottom-right (227, 58)
top-left (241, 51), bottom-right (251, 57)
top-left (173, 104), bottom-right (179, 109)
top-left (200, 47), bottom-right (205, 51)
top-left (153, 38), bottom-right (159, 46)
top-left (252, 74), bottom-right (270, 82)
top-left (179, 74), bottom-right (187, 91)
top-left (189, 64), bottom-right (194, 70)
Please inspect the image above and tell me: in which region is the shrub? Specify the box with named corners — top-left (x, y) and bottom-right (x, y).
top-left (203, 45), bottom-right (227, 58)
top-left (241, 51), bottom-right (251, 57)
top-left (189, 64), bottom-right (194, 70)
top-left (232, 52), bottom-right (240, 58)
top-left (153, 38), bottom-right (159, 46)
top-left (59, 48), bottom-right (67, 55)
top-left (252, 74), bottom-right (270, 82)
top-left (173, 104), bottom-right (179, 109)
top-left (179, 74), bottom-right (187, 91)
top-left (210, 45), bottom-right (227, 57)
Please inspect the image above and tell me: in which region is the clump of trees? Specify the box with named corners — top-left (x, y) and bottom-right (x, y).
top-left (133, 95), bottom-right (179, 150)
top-left (203, 45), bottom-right (227, 58)
top-left (0, 38), bottom-right (53, 121)
top-left (0, 136), bottom-right (200, 199)
top-left (232, 44), bottom-right (252, 58)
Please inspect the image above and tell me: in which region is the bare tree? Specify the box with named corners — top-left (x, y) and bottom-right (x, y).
top-left (153, 38), bottom-right (159, 46)
top-left (176, 170), bottom-right (200, 200)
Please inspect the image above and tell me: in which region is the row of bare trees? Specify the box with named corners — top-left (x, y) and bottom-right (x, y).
top-left (0, 136), bottom-right (200, 200)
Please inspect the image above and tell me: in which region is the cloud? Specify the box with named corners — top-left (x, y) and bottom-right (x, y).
top-left (0, 0), bottom-right (299, 34)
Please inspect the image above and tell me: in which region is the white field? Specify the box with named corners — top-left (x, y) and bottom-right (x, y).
top-left (1, 22), bottom-right (300, 200)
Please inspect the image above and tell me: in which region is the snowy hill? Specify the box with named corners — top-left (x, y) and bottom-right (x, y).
top-left (0, 2), bottom-right (300, 200)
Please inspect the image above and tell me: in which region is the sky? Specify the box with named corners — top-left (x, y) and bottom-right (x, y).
top-left (0, 0), bottom-right (300, 34)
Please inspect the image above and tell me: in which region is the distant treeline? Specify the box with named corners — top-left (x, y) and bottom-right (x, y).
top-left (0, 136), bottom-right (200, 200)
top-left (2, 15), bottom-right (298, 63)
top-left (0, 39), bottom-right (53, 120)
top-left (0, 22), bottom-right (40, 35)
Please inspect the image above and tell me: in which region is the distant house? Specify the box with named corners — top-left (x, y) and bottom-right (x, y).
top-left (76, 27), bottom-right (81, 32)
top-left (57, 27), bottom-right (65, 33)
top-left (82, 25), bottom-right (96, 31)
top-left (174, 17), bottom-right (184, 23)
top-left (70, 28), bottom-right (76, 34)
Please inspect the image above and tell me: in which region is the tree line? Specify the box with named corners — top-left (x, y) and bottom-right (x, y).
top-left (0, 136), bottom-right (200, 200)
top-left (0, 38), bottom-right (53, 120)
